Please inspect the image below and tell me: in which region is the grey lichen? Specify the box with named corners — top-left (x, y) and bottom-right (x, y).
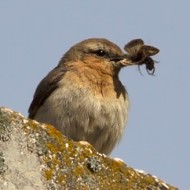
top-left (0, 152), bottom-right (7, 174)
top-left (86, 156), bottom-right (102, 173)
top-left (0, 118), bottom-right (11, 142)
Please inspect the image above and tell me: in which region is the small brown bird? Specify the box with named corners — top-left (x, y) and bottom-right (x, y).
top-left (28, 38), bottom-right (159, 155)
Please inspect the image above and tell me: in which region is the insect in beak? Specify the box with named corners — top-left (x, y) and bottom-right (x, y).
top-left (121, 39), bottom-right (160, 75)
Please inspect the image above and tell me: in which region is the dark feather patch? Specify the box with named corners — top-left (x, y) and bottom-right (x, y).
top-left (28, 66), bottom-right (67, 118)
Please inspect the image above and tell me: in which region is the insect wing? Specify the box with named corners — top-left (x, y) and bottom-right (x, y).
top-left (124, 39), bottom-right (144, 55)
top-left (142, 45), bottom-right (159, 57)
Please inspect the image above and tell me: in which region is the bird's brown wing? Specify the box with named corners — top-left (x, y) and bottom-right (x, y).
top-left (28, 66), bottom-right (67, 119)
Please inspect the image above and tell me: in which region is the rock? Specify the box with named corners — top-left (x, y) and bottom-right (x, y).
top-left (0, 107), bottom-right (178, 190)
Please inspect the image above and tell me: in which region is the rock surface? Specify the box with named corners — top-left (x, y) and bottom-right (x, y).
top-left (0, 107), bottom-right (178, 190)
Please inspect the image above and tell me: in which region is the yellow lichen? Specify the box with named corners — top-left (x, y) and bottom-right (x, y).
top-left (44, 169), bottom-right (53, 180)
top-left (72, 165), bottom-right (85, 176)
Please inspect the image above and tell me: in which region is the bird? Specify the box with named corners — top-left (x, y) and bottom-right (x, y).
top-left (28, 38), bottom-right (159, 155)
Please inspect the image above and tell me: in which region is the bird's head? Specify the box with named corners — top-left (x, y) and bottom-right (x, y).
top-left (59, 38), bottom-right (159, 76)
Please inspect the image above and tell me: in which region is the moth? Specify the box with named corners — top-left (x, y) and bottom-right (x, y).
top-left (124, 39), bottom-right (159, 75)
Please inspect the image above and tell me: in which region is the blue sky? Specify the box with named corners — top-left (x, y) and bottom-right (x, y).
top-left (0, 1), bottom-right (189, 189)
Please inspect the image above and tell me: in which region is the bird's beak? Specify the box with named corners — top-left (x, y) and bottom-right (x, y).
top-left (110, 55), bottom-right (136, 67)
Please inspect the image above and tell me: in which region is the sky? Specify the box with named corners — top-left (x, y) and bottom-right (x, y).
top-left (0, 1), bottom-right (189, 189)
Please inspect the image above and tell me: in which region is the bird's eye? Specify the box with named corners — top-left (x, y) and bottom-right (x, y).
top-left (95, 49), bottom-right (107, 57)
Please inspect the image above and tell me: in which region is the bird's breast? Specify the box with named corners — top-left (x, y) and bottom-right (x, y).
top-left (34, 71), bottom-right (129, 154)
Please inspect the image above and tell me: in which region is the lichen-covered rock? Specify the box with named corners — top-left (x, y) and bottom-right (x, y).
top-left (0, 107), bottom-right (178, 190)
